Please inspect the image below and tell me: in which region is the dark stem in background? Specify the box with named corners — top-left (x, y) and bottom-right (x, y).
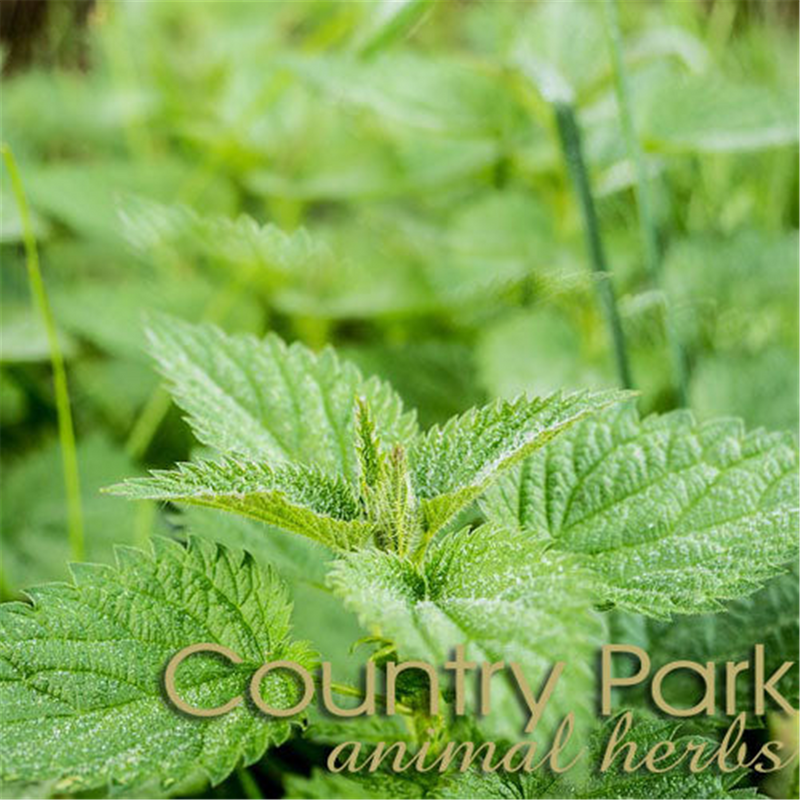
top-left (553, 102), bottom-right (634, 390)
top-left (603, 0), bottom-right (689, 407)
top-left (236, 765), bottom-right (263, 800)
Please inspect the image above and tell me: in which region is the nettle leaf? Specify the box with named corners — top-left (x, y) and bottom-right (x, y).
top-left (285, 767), bottom-right (436, 800)
top-left (284, 761), bottom-right (546, 800)
top-left (0, 537), bottom-right (314, 795)
top-left (642, 561), bottom-right (800, 722)
top-left (282, 52), bottom-right (520, 138)
top-left (410, 390), bottom-right (627, 536)
top-left (131, 317), bottom-right (623, 558)
top-left (482, 404), bottom-right (799, 617)
top-left (145, 314), bottom-right (417, 482)
top-left (563, 713), bottom-right (758, 800)
top-left (289, 722), bottom-right (756, 800)
top-left (108, 458), bottom-right (374, 551)
top-left (328, 524), bottom-right (605, 740)
top-left (640, 74), bottom-right (799, 154)
top-left (120, 195), bottom-right (332, 281)
top-left (182, 508), bottom-right (367, 684)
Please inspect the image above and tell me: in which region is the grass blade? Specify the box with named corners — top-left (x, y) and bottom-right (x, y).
top-left (1, 143), bottom-right (84, 559)
top-left (603, 0), bottom-right (689, 405)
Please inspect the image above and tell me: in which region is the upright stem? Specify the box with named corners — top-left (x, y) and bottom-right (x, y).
top-left (2, 144), bottom-right (85, 559)
top-left (235, 766), bottom-right (263, 800)
top-left (552, 103), bottom-right (633, 390)
top-left (325, 679), bottom-right (414, 716)
top-left (603, 0), bottom-right (688, 405)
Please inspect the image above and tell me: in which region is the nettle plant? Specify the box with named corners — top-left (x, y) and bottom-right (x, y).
top-left (1, 314), bottom-right (797, 798)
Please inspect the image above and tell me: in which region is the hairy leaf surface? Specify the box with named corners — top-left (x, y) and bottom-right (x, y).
top-left (328, 524), bottom-right (605, 739)
top-left (108, 457), bottom-right (373, 551)
top-left (410, 390), bottom-right (626, 535)
top-left (482, 404), bottom-right (799, 616)
top-left (146, 315), bottom-right (417, 482)
top-left (293, 716), bottom-right (756, 799)
top-left (611, 567), bottom-right (800, 718)
top-left (0, 537), bottom-right (314, 795)
top-left (120, 196), bottom-right (332, 281)
top-left (182, 508), bottom-right (367, 683)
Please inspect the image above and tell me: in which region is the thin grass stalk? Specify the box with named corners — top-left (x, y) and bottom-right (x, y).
top-left (603, 0), bottom-right (689, 405)
top-left (552, 103), bottom-right (634, 390)
top-left (2, 144), bottom-right (85, 559)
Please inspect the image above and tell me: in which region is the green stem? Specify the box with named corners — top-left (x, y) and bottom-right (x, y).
top-left (552, 104), bottom-right (633, 390)
top-left (2, 144), bottom-right (84, 560)
top-left (236, 765), bottom-right (263, 800)
top-left (324, 679), bottom-right (415, 716)
top-left (603, 0), bottom-right (688, 406)
top-left (125, 389), bottom-right (171, 460)
top-left (412, 525), bottom-right (436, 566)
top-left (133, 497), bottom-right (156, 550)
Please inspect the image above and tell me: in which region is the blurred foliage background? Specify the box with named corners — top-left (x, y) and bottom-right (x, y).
top-left (0, 0), bottom-right (798, 797)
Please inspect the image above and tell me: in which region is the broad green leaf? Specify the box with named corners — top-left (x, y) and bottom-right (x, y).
top-left (562, 713), bottom-right (758, 800)
top-left (282, 52), bottom-right (521, 138)
top-left (285, 758), bottom-right (541, 800)
top-left (2, 67), bottom-right (156, 158)
top-left (119, 195), bottom-right (333, 283)
top-left (328, 524), bottom-right (605, 740)
top-left (181, 507), bottom-right (366, 681)
top-left (410, 390), bottom-right (627, 536)
top-left (304, 712), bottom-right (414, 750)
top-left (247, 128), bottom-right (498, 201)
top-left (1, 434), bottom-right (149, 596)
top-left (511, 0), bottom-right (608, 103)
top-left (0, 536), bottom-right (314, 795)
top-left (145, 315), bottom-right (418, 482)
top-left (664, 231), bottom-right (798, 351)
top-left (611, 567), bottom-right (800, 720)
top-left (434, 190), bottom-right (557, 303)
top-left (640, 74), bottom-right (799, 154)
top-left (24, 159), bottom-right (235, 245)
top-left (108, 457), bottom-right (374, 551)
top-left (482, 404), bottom-right (799, 617)
top-left (433, 770), bottom-right (558, 800)
top-left (285, 767), bottom-right (435, 800)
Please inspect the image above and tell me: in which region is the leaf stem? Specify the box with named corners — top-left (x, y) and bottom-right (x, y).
top-left (2, 143), bottom-right (85, 560)
top-left (125, 388), bottom-right (171, 460)
top-left (236, 765), bottom-right (263, 800)
top-left (325, 679), bottom-right (414, 716)
top-left (602, 0), bottom-right (688, 406)
top-left (552, 103), bottom-right (634, 390)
